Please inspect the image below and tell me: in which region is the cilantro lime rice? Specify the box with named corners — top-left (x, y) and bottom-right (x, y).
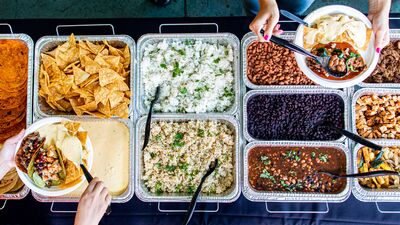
top-left (141, 39), bottom-right (235, 113)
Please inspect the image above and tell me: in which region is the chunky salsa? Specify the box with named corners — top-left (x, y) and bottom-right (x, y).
top-left (307, 42), bottom-right (366, 80)
top-left (248, 146), bottom-right (347, 193)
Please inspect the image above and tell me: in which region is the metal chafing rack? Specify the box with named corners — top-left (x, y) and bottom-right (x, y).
top-left (0, 23), bottom-right (33, 206)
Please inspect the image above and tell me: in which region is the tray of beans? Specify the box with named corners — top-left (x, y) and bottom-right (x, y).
top-left (243, 89), bottom-right (349, 142)
top-left (242, 32), bottom-right (316, 89)
top-left (353, 140), bottom-right (400, 202)
top-left (243, 141), bottom-right (351, 202)
top-left (135, 115), bottom-right (240, 203)
top-left (353, 88), bottom-right (400, 139)
top-left (360, 30), bottom-right (400, 88)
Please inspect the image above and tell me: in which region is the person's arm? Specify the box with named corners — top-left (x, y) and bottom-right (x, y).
top-left (249, 0), bottom-right (283, 42)
top-left (0, 130), bottom-right (24, 180)
top-left (368, 0), bottom-right (391, 53)
top-left (74, 178), bottom-right (111, 225)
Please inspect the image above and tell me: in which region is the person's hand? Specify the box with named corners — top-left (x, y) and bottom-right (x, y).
top-left (368, 0), bottom-right (391, 53)
top-left (0, 129), bottom-right (25, 179)
top-left (74, 178), bottom-right (111, 225)
top-left (249, 0), bottom-right (283, 42)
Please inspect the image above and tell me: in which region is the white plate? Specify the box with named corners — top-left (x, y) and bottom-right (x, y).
top-left (294, 5), bottom-right (379, 88)
top-left (14, 117), bottom-right (93, 197)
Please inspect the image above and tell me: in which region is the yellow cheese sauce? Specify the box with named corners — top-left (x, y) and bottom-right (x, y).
top-left (65, 120), bottom-right (130, 197)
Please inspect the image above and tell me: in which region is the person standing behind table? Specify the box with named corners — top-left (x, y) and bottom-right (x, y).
top-left (0, 130), bottom-right (111, 225)
top-left (245, 0), bottom-right (391, 53)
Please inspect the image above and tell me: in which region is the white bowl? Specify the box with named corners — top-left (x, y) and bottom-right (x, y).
top-left (15, 117), bottom-right (93, 197)
top-left (294, 5), bottom-right (379, 88)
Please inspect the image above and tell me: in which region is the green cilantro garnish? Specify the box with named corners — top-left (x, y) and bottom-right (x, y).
top-left (285, 150), bottom-right (300, 161)
top-left (165, 165), bottom-right (176, 172)
top-left (172, 62), bottom-right (181, 77)
top-left (179, 87), bottom-right (188, 94)
top-left (172, 133), bottom-right (185, 148)
top-left (260, 169), bottom-right (276, 183)
top-left (155, 181), bottom-right (162, 194)
top-left (179, 163), bottom-right (188, 171)
top-left (197, 129), bottom-right (205, 137)
top-left (318, 153), bottom-right (329, 163)
top-left (260, 156), bottom-right (271, 165)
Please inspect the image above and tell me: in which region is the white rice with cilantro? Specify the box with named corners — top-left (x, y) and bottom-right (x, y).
top-left (142, 120), bottom-right (235, 194)
top-left (141, 39), bottom-right (235, 113)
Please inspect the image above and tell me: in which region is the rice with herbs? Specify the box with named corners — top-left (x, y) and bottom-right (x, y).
top-left (141, 40), bottom-right (235, 113)
top-left (142, 120), bottom-right (235, 194)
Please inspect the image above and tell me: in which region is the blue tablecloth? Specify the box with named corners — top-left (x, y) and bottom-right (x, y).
top-left (1, 16), bottom-right (400, 225)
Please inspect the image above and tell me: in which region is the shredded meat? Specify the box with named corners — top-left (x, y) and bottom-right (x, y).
top-left (366, 40), bottom-right (400, 83)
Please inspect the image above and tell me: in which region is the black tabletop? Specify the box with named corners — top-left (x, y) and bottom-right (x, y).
top-left (1, 16), bottom-right (400, 225)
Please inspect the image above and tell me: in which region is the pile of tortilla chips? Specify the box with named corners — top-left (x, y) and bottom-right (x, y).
top-left (39, 34), bottom-right (131, 118)
top-left (0, 39), bottom-right (28, 194)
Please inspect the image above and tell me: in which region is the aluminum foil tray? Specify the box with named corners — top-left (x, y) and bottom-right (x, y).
top-left (242, 141), bottom-right (351, 203)
top-left (135, 114), bottom-right (240, 203)
top-left (33, 35), bottom-right (136, 120)
top-left (135, 33), bottom-right (240, 116)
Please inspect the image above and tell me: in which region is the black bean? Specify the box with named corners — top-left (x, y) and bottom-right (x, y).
top-left (247, 94), bottom-right (344, 141)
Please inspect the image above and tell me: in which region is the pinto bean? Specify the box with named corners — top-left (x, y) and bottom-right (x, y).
top-left (247, 42), bottom-right (314, 85)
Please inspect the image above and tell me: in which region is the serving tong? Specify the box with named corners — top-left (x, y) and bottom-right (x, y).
top-left (182, 159), bottom-right (218, 225)
top-left (142, 86), bottom-right (161, 151)
top-left (310, 122), bottom-right (399, 179)
top-left (317, 170), bottom-right (400, 179)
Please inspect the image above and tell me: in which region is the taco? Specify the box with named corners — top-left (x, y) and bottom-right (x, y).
top-left (15, 132), bottom-right (45, 173)
top-left (15, 121), bottom-right (88, 189)
top-left (27, 144), bottom-right (66, 188)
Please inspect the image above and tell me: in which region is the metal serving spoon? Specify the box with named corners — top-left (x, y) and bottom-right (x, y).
top-left (142, 86), bottom-right (161, 151)
top-left (260, 29), bottom-right (348, 78)
top-left (317, 170), bottom-right (400, 179)
top-left (280, 10), bottom-right (309, 27)
top-left (182, 159), bottom-right (218, 225)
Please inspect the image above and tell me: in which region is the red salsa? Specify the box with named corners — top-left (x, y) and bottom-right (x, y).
top-left (248, 146), bottom-right (347, 193)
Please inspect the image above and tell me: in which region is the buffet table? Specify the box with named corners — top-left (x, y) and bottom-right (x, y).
top-left (1, 16), bottom-right (400, 225)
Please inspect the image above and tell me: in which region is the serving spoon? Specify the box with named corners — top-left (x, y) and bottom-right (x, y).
top-left (260, 29), bottom-right (348, 78)
top-left (142, 86), bottom-right (161, 151)
top-left (317, 170), bottom-right (399, 179)
top-left (280, 10), bottom-right (309, 27)
top-left (182, 159), bottom-right (218, 225)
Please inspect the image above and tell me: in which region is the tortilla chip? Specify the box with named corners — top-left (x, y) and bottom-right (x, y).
top-left (99, 68), bottom-right (124, 87)
top-left (73, 66), bottom-right (90, 85)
